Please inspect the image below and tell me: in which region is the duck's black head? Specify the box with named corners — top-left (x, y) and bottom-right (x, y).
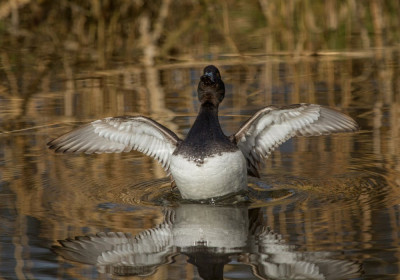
top-left (197, 65), bottom-right (225, 106)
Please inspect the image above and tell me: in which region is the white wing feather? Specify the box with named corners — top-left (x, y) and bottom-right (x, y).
top-left (233, 104), bottom-right (358, 176)
top-left (48, 116), bottom-right (181, 172)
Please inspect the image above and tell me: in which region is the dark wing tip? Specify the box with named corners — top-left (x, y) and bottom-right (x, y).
top-left (47, 141), bottom-right (80, 154)
top-left (47, 139), bottom-right (68, 153)
top-left (47, 140), bottom-right (60, 152)
top-left (247, 167), bottom-right (260, 178)
top-left (47, 139), bottom-right (56, 148)
top-left (50, 245), bottom-right (63, 255)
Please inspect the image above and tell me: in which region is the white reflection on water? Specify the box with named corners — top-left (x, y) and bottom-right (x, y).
top-left (53, 203), bottom-right (361, 279)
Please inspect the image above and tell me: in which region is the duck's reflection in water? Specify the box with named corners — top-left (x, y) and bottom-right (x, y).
top-left (53, 203), bottom-right (361, 279)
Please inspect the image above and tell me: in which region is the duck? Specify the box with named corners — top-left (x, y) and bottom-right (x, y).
top-left (48, 65), bottom-right (359, 200)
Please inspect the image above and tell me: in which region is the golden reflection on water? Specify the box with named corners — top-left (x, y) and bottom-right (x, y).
top-left (1, 0), bottom-right (400, 279)
top-left (1, 56), bottom-right (400, 279)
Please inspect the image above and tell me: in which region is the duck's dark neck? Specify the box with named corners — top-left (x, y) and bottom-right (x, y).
top-left (186, 103), bottom-right (226, 142)
top-left (175, 102), bottom-right (236, 162)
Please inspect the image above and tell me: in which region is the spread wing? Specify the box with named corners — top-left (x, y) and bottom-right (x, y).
top-left (47, 116), bottom-right (182, 171)
top-left (52, 211), bottom-right (174, 276)
top-left (232, 104), bottom-right (359, 177)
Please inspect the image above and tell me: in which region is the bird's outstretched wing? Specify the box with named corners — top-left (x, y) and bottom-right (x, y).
top-left (232, 104), bottom-right (359, 177)
top-left (48, 116), bottom-right (181, 171)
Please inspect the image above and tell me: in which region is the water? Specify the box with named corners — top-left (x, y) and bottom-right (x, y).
top-left (1, 57), bottom-right (399, 279)
top-left (1, 2), bottom-right (400, 279)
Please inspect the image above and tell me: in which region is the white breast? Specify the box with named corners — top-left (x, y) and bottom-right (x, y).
top-left (170, 150), bottom-right (248, 200)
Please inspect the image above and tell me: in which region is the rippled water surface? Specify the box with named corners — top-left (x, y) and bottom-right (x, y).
top-left (1, 2), bottom-right (400, 280)
top-left (2, 59), bottom-right (400, 280)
